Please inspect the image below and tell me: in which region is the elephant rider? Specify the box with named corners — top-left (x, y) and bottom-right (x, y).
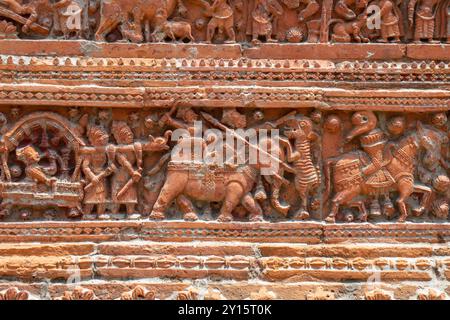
top-left (345, 111), bottom-right (395, 216)
top-left (159, 107), bottom-right (208, 164)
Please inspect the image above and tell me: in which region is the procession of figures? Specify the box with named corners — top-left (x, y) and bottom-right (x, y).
top-left (0, 106), bottom-right (447, 223)
top-left (0, 0), bottom-right (448, 43)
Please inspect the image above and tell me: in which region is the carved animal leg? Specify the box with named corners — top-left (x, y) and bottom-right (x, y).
top-left (293, 182), bottom-right (310, 220)
top-left (150, 179), bottom-right (184, 220)
top-left (144, 21), bottom-right (151, 43)
top-left (326, 187), bottom-right (359, 223)
top-left (168, 30), bottom-right (176, 42)
top-left (176, 195), bottom-right (198, 221)
top-left (83, 204), bottom-right (94, 215)
top-left (348, 200), bottom-right (368, 222)
top-left (131, 8), bottom-right (144, 43)
top-left (67, 207), bottom-right (82, 219)
top-left (95, 18), bottom-right (119, 42)
top-left (206, 19), bottom-right (218, 43)
top-left (111, 203), bottom-right (120, 215)
top-left (126, 204), bottom-right (141, 220)
top-left (217, 182), bottom-right (244, 222)
top-left (0, 203), bottom-right (10, 219)
top-left (187, 30), bottom-right (195, 42)
top-left (396, 178), bottom-right (414, 223)
top-left (411, 184), bottom-right (432, 217)
top-left (225, 27), bottom-right (236, 43)
top-left (270, 177), bottom-right (290, 216)
top-left (241, 193), bottom-right (263, 222)
top-left (97, 204), bottom-right (109, 220)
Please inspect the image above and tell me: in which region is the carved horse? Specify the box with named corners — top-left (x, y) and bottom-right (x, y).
top-left (324, 122), bottom-right (439, 223)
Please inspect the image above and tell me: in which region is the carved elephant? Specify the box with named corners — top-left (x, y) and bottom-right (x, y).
top-left (94, 0), bottom-right (179, 42)
top-left (149, 161), bottom-right (263, 222)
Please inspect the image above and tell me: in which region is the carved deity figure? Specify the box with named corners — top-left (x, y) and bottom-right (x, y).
top-left (205, 0), bottom-right (236, 43)
top-left (110, 121), bottom-right (143, 219)
top-left (82, 124), bottom-right (115, 219)
top-left (251, 0), bottom-right (283, 43)
top-left (16, 145), bottom-right (57, 188)
top-left (408, 0), bottom-right (440, 43)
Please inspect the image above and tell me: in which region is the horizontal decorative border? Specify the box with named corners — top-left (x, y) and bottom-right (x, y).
top-left (0, 55), bottom-right (448, 87)
top-left (0, 84), bottom-right (447, 110)
top-left (2, 221), bottom-right (450, 243)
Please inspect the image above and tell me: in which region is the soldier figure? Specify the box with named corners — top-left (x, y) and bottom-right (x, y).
top-left (345, 111), bottom-right (395, 218)
top-left (408, 0), bottom-right (440, 43)
top-left (110, 121), bottom-right (142, 219)
top-left (82, 124), bottom-right (115, 219)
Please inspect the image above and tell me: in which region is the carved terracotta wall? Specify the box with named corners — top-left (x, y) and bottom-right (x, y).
top-left (0, 0), bottom-right (448, 300)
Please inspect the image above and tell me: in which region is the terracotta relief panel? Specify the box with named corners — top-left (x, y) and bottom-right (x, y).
top-left (0, 0), bottom-right (448, 44)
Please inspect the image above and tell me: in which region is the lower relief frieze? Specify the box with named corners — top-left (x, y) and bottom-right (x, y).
top-left (0, 106), bottom-right (448, 299)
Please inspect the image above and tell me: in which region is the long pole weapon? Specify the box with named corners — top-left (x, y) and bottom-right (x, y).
top-left (200, 112), bottom-right (293, 182)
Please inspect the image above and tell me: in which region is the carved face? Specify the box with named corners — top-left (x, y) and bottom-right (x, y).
top-left (324, 115), bottom-right (341, 134)
top-left (0, 113), bottom-right (6, 127)
top-left (284, 118), bottom-right (313, 139)
top-left (112, 121), bottom-right (134, 144)
top-left (183, 109), bottom-right (199, 123)
top-left (387, 116), bottom-right (406, 136)
top-left (10, 107), bottom-right (20, 120)
top-left (98, 110), bottom-right (110, 123)
top-left (88, 126), bottom-right (109, 146)
top-left (69, 107), bottom-right (79, 119)
top-left (432, 112), bottom-right (448, 127)
top-left (16, 146), bottom-right (41, 165)
top-left (351, 112), bottom-right (370, 127)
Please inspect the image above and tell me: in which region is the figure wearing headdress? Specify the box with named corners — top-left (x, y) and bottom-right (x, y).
top-left (408, 0), bottom-right (441, 43)
top-left (110, 121), bottom-right (142, 219)
top-left (82, 124), bottom-right (114, 219)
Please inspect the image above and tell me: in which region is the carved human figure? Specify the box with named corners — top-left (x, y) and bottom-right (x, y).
top-left (325, 116), bottom-right (437, 223)
top-left (0, 113), bottom-right (9, 181)
top-left (205, 0), bottom-right (236, 43)
top-left (431, 174), bottom-right (450, 219)
top-left (375, 0), bottom-right (402, 42)
top-left (110, 121), bottom-right (142, 219)
top-left (82, 124), bottom-right (115, 219)
top-left (251, 0), bottom-right (283, 43)
top-left (53, 0), bottom-right (89, 39)
top-left (408, 0), bottom-right (440, 43)
top-left (344, 112), bottom-right (395, 218)
top-left (0, 0), bottom-right (53, 36)
top-left (16, 145), bottom-right (57, 188)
